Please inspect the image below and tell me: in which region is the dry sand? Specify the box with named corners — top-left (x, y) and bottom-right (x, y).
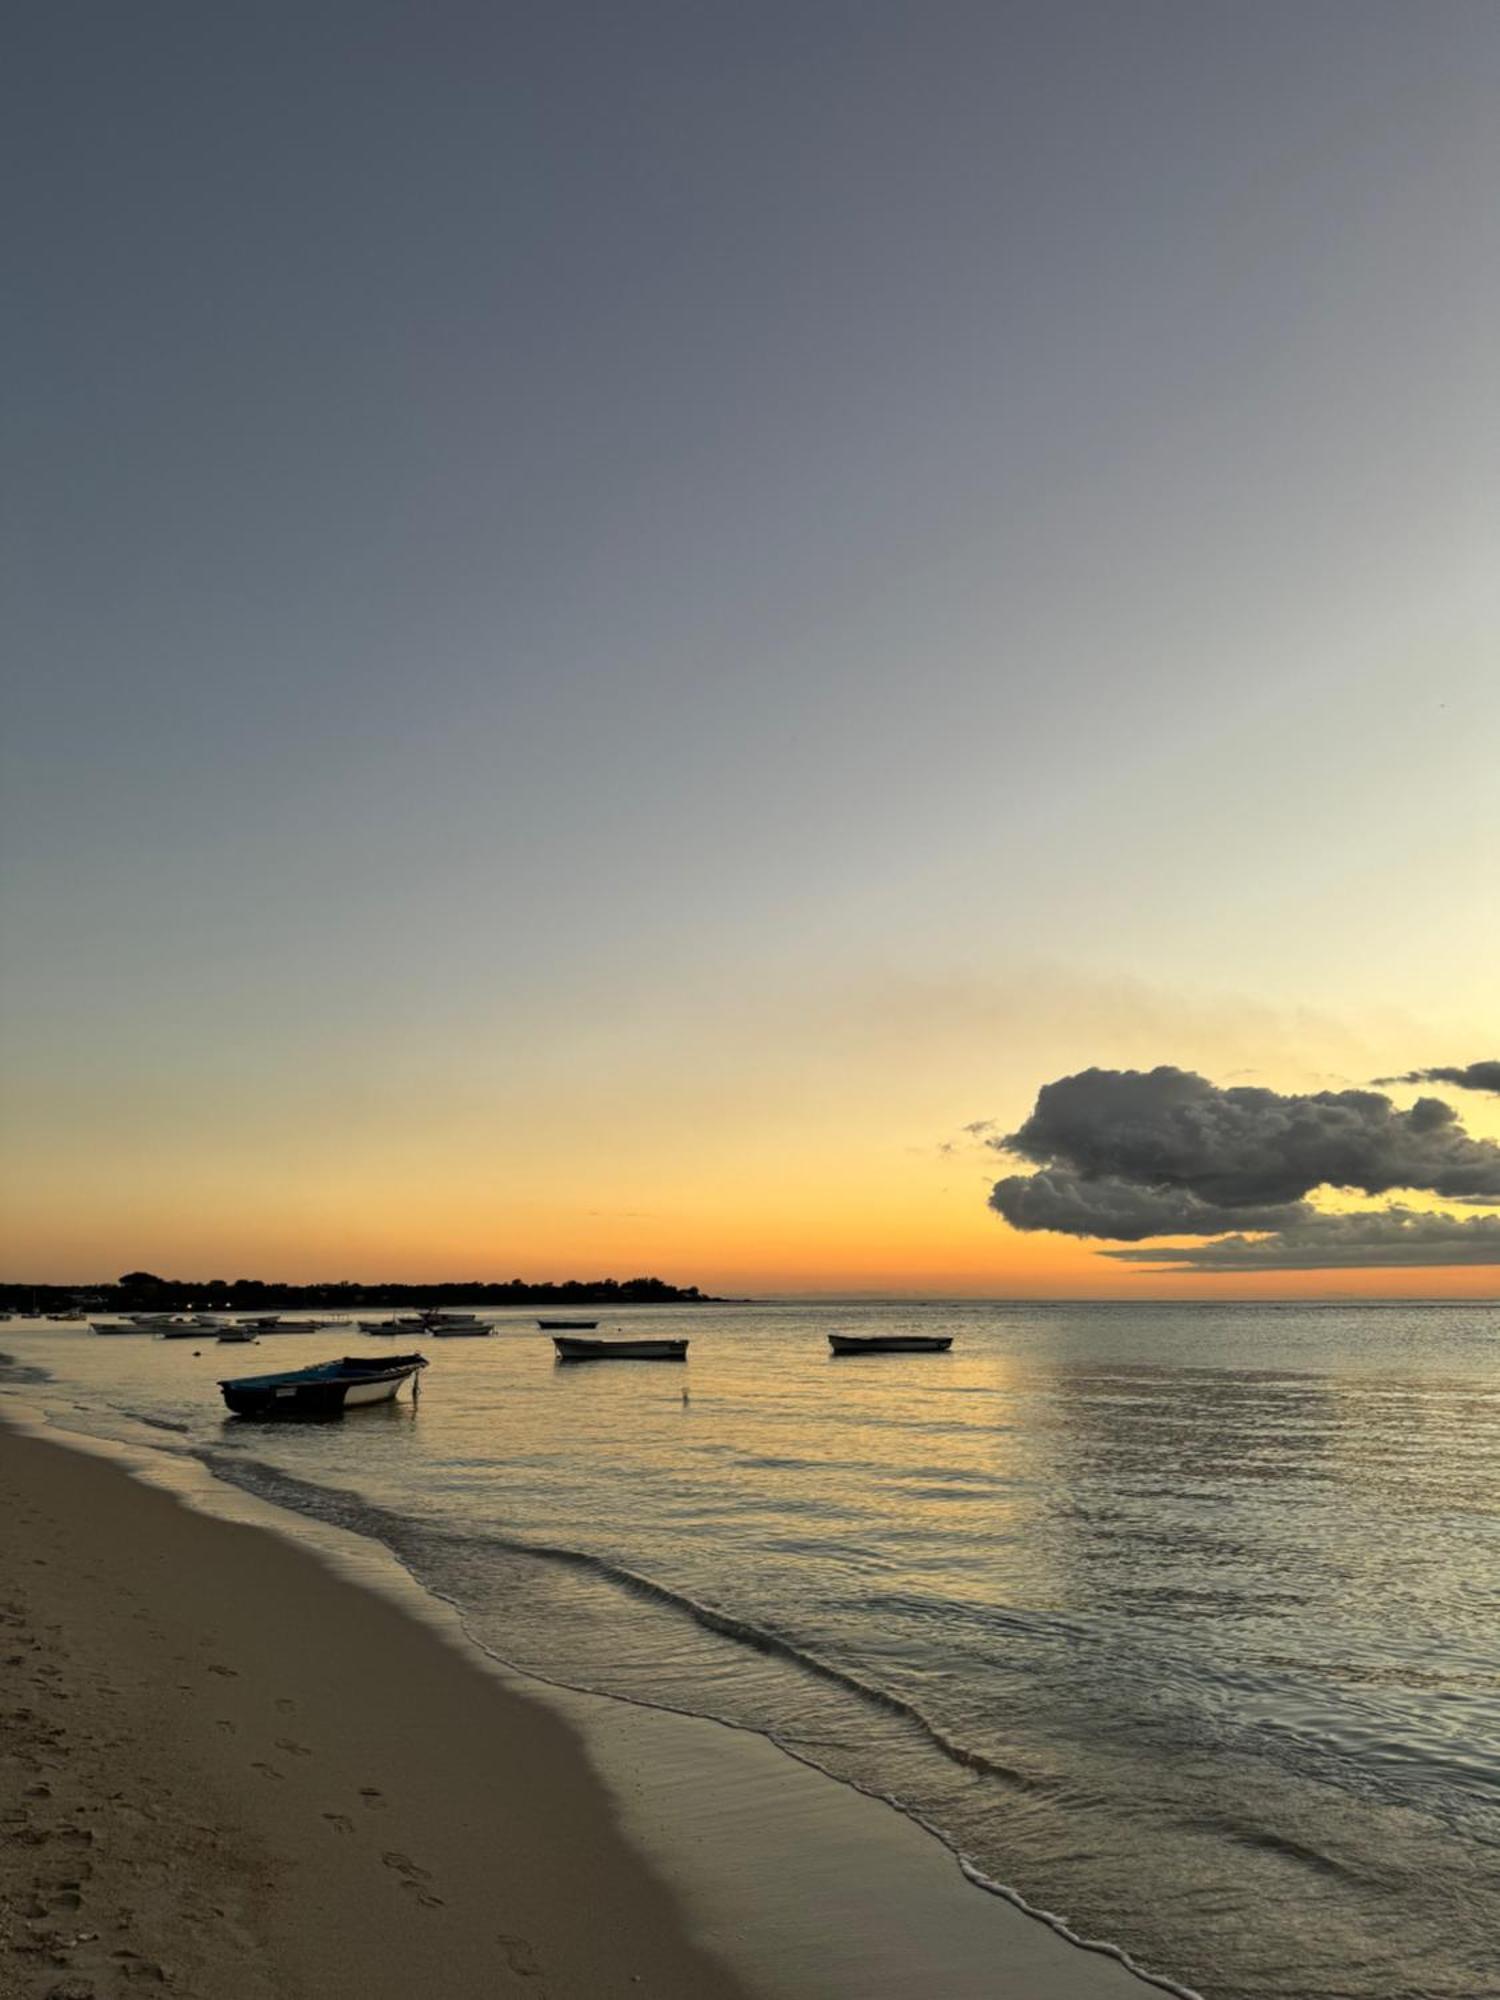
top-left (0, 1411), bottom-right (1166, 2000)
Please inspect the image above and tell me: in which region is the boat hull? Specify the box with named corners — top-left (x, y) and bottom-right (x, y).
top-left (828, 1335), bottom-right (953, 1354)
top-left (537, 1319), bottom-right (599, 1330)
top-left (219, 1354), bottom-right (427, 1418)
top-left (552, 1336), bottom-right (688, 1362)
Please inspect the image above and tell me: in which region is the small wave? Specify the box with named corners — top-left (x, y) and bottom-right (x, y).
top-left (117, 1408), bottom-right (191, 1435)
top-left (0, 1350), bottom-right (53, 1388)
top-left (196, 1446), bottom-right (1061, 1802)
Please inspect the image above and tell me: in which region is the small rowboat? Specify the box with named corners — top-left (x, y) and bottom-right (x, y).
top-left (828, 1334), bottom-right (953, 1355)
top-left (359, 1317), bottom-right (426, 1335)
top-left (537, 1318), bottom-right (599, 1330)
top-left (219, 1353), bottom-right (428, 1417)
top-left (552, 1336), bottom-right (688, 1362)
top-left (91, 1320), bottom-right (149, 1335)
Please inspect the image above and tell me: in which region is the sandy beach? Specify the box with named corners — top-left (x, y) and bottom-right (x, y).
top-left (0, 1418), bottom-right (750, 2000)
top-left (0, 1408), bottom-right (1165, 2000)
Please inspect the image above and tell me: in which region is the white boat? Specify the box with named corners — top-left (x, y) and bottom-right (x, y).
top-left (359, 1316), bottom-right (426, 1335)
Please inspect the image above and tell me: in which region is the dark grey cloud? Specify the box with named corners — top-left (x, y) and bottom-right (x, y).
top-left (987, 1169), bottom-right (1307, 1242)
top-left (1104, 1206), bottom-right (1500, 1271)
top-left (997, 1066), bottom-right (1500, 1209)
top-left (986, 1065), bottom-right (1500, 1265)
top-left (1373, 1061), bottom-right (1500, 1096)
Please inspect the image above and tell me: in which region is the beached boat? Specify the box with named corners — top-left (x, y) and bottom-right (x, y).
top-left (218, 1353), bottom-right (428, 1417)
top-left (536, 1318), bottom-right (600, 1330)
top-left (827, 1333), bottom-right (954, 1355)
top-left (552, 1335), bottom-right (688, 1362)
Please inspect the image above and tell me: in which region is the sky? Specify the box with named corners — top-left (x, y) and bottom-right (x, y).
top-left (3, 2), bottom-right (1498, 1295)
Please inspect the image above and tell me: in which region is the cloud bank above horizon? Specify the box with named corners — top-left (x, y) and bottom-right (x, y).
top-left (986, 1063), bottom-right (1500, 1271)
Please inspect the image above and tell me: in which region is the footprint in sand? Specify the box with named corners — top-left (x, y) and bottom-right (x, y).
top-left (251, 1762), bottom-right (283, 1782)
top-left (380, 1851), bottom-right (431, 1881)
top-left (274, 1698), bottom-right (296, 1715)
top-left (497, 1934), bottom-right (544, 1978)
top-left (321, 1813), bottom-right (353, 1835)
top-left (274, 1738), bottom-right (311, 1758)
top-left (359, 1787), bottom-right (386, 1810)
top-left (214, 1720), bottom-right (236, 1736)
top-left (207, 1664), bottom-right (238, 1679)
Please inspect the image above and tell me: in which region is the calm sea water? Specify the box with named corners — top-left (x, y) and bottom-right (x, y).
top-left (5, 1301), bottom-right (1498, 2000)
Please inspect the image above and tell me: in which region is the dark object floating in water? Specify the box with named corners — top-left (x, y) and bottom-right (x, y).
top-left (552, 1336), bottom-right (688, 1362)
top-left (219, 1353), bottom-right (428, 1417)
top-left (827, 1334), bottom-right (954, 1355)
top-left (536, 1318), bottom-right (600, 1330)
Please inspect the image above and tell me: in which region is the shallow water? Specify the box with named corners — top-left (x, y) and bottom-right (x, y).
top-left (6, 1300), bottom-right (1498, 2000)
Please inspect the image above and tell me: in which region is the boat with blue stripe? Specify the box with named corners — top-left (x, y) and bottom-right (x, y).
top-left (219, 1352), bottom-right (428, 1417)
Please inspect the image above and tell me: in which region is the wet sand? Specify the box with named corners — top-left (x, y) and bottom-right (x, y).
top-left (0, 1412), bottom-right (1161, 1999)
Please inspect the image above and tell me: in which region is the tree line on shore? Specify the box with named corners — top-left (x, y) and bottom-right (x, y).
top-left (2, 1270), bottom-right (715, 1311)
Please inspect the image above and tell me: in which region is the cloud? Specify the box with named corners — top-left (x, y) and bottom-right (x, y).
top-left (985, 1064), bottom-right (1500, 1267)
top-left (996, 1066), bottom-right (1500, 1212)
top-left (1104, 1206), bottom-right (1500, 1271)
top-left (987, 1169), bottom-right (1307, 1242)
top-left (1373, 1060), bottom-right (1500, 1096)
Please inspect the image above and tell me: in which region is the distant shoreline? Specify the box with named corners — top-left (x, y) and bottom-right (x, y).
top-left (0, 1273), bottom-right (728, 1313)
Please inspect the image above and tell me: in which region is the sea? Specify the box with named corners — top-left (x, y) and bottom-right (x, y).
top-left (3, 1300), bottom-right (1497, 2000)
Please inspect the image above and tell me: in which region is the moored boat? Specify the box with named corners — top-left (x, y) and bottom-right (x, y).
top-left (828, 1333), bottom-right (953, 1355)
top-left (91, 1320), bottom-right (149, 1335)
top-left (359, 1316), bottom-right (426, 1335)
top-left (216, 1328), bottom-right (259, 1344)
top-left (537, 1318), bottom-right (600, 1330)
top-left (552, 1335), bottom-right (688, 1362)
top-left (219, 1353), bottom-right (428, 1417)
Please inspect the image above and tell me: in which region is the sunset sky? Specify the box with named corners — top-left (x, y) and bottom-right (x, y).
top-left (4, 3), bottom-right (1497, 1295)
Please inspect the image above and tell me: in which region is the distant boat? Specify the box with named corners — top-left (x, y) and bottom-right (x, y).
top-left (428, 1325), bottom-right (494, 1337)
top-left (828, 1333), bottom-right (953, 1355)
top-left (219, 1353), bottom-right (428, 1417)
top-left (552, 1335), bottom-right (688, 1362)
top-left (91, 1320), bottom-right (149, 1336)
top-left (216, 1328), bottom-right (259, 1344)
top-left (157, 1322), bottom-right (204, 1339)
top-left (359, 1316), bottom-right (426, 1335)
top-left (419, 1311), bottom-right (493, 1332)
top-left (241, 1315), bottom-right (338, 1333)
top-left (537, 1318), bottom-right (600, 1330)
